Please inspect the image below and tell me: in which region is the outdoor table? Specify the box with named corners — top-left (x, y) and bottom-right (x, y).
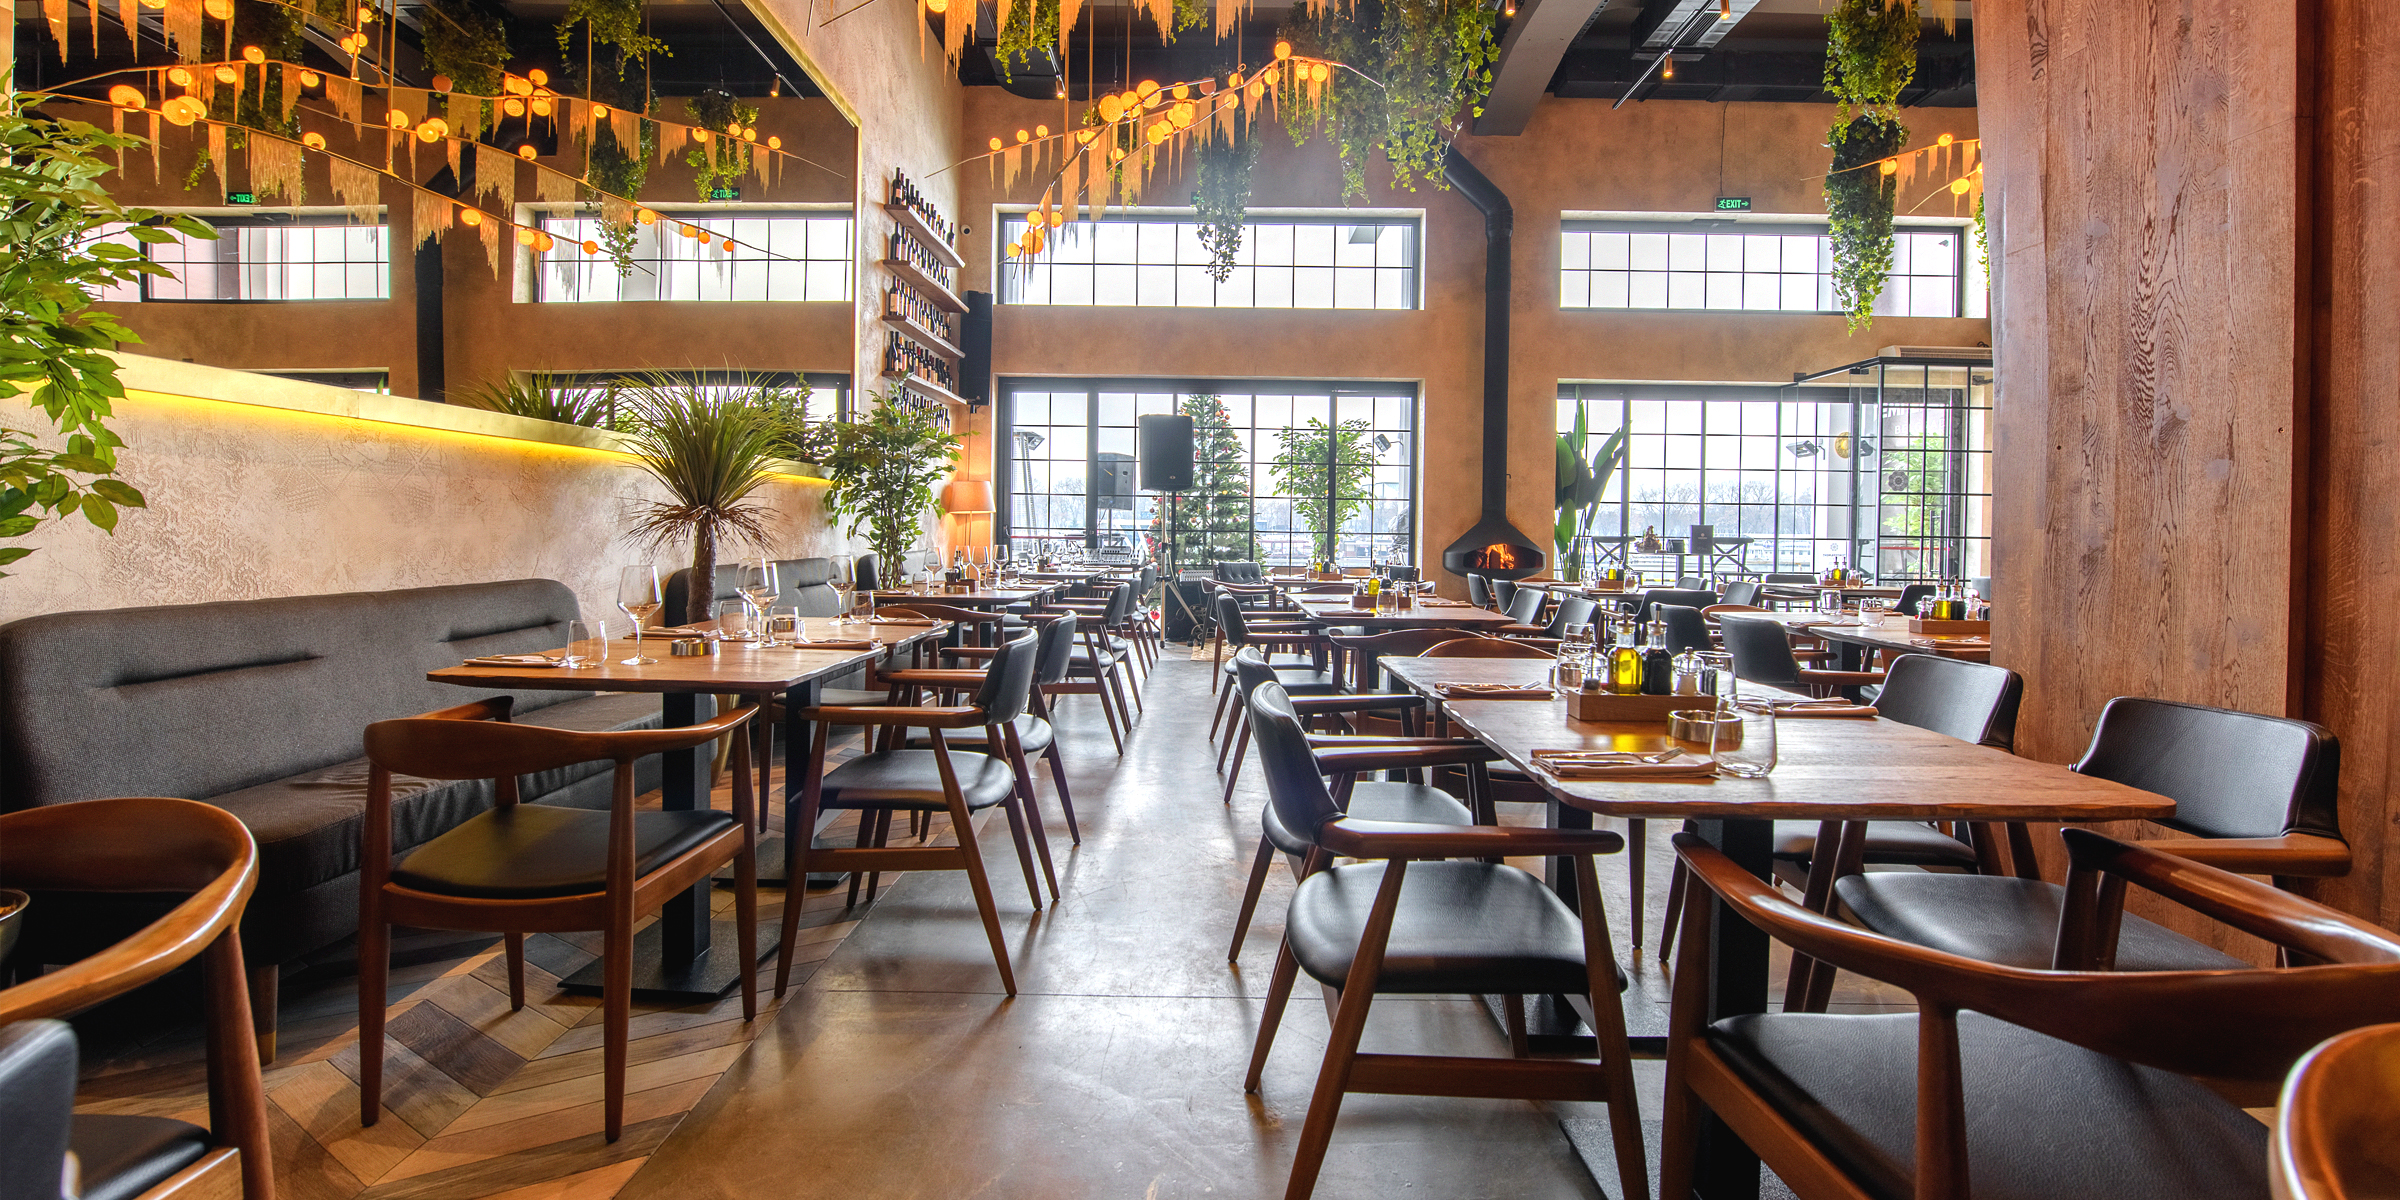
top-left (427, 617), bottom-right (948, 1003)
top-left (1382, 656), bottom-right (2174, 1200)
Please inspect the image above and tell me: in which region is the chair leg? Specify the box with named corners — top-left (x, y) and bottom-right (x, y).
top-left (1218, 707), bottom-right (1247, 774)
top-left (1575, 855), bottom-right (1651, 1200)
top-left (1244, 935), bottom-right (1304, 1091)
top-left (1007, 740), bottom-right (1061, 901)
top-left (1282, 862), bottom-right (1406, 1200)
top-left (357, 911), bottom-right (388, 1128)
top-left (846, 808), bottom-right (875, 908)
top-left (504, 933), bottom-right (526, 1010)
top-left (1657, 858), bottom-right (1687, 964)
top-left (246, 964), bottom-right (278, 1067)
top-left (1090, 682), bottom-right (1126, 754)
top-left (1228, 832), bottom-right (1277, 961)
top-left (1105, 662), bottom-right (1139, 721)
top-left (1044, 742), bottom-right (1081, 844)
top-left (602, 910), bottom-right (632, 1142)
top-left (1221, 721), bottom-right (1252, 806)
top-left (948, 792), bottom-right (1019, 995)
top-left (996, 784), bottom-right (1047, 911)
top-left (1210, 679), bottom-right (1234, 741)
top-left (867, 809), bottom-right (895, 904)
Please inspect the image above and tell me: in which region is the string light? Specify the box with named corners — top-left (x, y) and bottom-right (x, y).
top-left (301, 131), bottom-right (325, 149)
top-left (107, 84), bottom-right (145, 108)
top-left (517, 143), bottom-right (537, 159)
top-left (299, 70), bottom-right (321, 87)
top-left (241, 45), bottom-right (265, 63)
top-left (1661, 51), bottom-right (1673, 79)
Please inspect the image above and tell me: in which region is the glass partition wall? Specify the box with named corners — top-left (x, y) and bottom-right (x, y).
top-left (999, 378), bottom-right (1418, 569)
top-left (1560, 356), bottom-right (1991, 583)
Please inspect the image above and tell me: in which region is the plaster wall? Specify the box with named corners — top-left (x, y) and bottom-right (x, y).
top-left (956, 91), bottom-right (1986, 583)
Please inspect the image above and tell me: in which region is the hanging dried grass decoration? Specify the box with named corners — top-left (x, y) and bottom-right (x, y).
top-left (411, 188), bottom-right (452, 248)
top-left (117, 0), bottom-right (137, 54)
top-left (148, 110), bottom-right (162, 180)
top-left (476, 142), bottom-right (515, 215)
top-left (205, 122), bottom-right (227, 195)
top-left (533, 158), bottom-right (579, 203)
top-left (655, 120), bottom-right (687, 166)
top-left (327, 76), bottom-right (362, 126)
top-left (42, 0), bottom-right (70, 61)
top-left (249, 132), bottom-right (305, 202)
top-left (477, 211), bottom-right (501, 275)
top-left (281, 64), bottom-right (302, 123)
top-left (163, 0), bottom-right (201, 60)
top-left (331, 154), bottom-right (379, 223)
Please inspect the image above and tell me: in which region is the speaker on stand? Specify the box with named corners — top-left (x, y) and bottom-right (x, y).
top-left (1138, 413), bottom-right (1198, 639)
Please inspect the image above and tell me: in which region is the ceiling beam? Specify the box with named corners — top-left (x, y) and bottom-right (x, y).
top-left (1472, 0), bottom-right (1612, 135)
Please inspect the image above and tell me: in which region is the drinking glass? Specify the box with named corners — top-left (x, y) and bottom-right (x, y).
top-left (767, 605), bottom-right (803, 646)
top-left (1695, 650), bottom-right (1736, 709)
top-left (830, 555), bottom-right (857, 626)
top-left (715, 599), bottom-right (755, 642)
top-left (1817, 588), bottom-right (1844, 614)
top-left (738, 559), bottom-right (779, 625)
top-left (1713, 696), bottom-right (1779, 778)
top-left (563, 618), bottom-right (608, 669)
top-left (1554, 623), bottom-right (1595, 689)
top-left (615, 566), bottom-right (663, 665)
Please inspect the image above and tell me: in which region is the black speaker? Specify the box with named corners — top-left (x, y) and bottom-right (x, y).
top-left (961, 291), bottom-right (993, 406)
top-left (1138, 414), bottom-right (1195, 491)
top-left (1095, 452), bottom-right (1134, 509)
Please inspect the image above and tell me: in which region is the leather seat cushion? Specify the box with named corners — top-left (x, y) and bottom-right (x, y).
top-left (1835, 874), bottom-right (2248, 971)
top-left (1262, 783), bottom-right (1472, 857)
top-left (1287, 860), bottom-right (1619, 995)
top-left (911, 714), bottom-right (1055, 754)
top-left (71, 1115), bottom-right (211, 1200)
top-left (204, 692), bottom-right (670, 899)
top-left (1773, 820), bottom-right (1980, 869)
top-left (820, 687), bottom-right (893, 707)
top-left (819, 749), bottom-right (1018, 811)
top-left (1707, 1011), bottom-right (2269, 1200)
top-left (391, 805), bottom-right (735, 899)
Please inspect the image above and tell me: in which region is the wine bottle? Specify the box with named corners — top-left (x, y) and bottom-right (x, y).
top-left (1642, 617), bottom-right (1672, 694)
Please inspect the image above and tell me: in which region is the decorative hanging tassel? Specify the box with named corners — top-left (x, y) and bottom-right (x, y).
top-left (411, 189), bottom-right (452, 248)
top-left (943, 0), bottom-right (971, 67)
top-left (1215, 0), bottom-right (1241, 40)
top-left (327, 76), bottom-right (362, 126)
top-left (163, 0), bottom-right (201, 60)
top-left (477, 143), bottom-right (515, 210)
top-left (1058, 0), bottom-right (1081, 55)
top-left (331, 156), bottom-right (379, 223)
top-left (206, 122), bottom-right (227, 197)
top-left (609, 107), bottom-right (639, 156)
top-left (449, 92), bottom-right (480, 146)
top-left (533, 159), bottom-right (578, 203)
top-left (281, 64), bottom-right (302, 123)
top-left (117, 0), bottom-right (136, 55)
top-left (148, 111), bottom-right (161, 180)
top-left (656, 121), bottom-right (686, 166)
top-left (1061, 156), bottom-right (1080, 224)
top-left (41, 0), bottom-right (69, 61)
top-left (249, 132), bottom-right (305, 202)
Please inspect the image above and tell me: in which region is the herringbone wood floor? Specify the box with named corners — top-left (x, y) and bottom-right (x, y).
top-left (67, 731), bottom-right (993, 1200)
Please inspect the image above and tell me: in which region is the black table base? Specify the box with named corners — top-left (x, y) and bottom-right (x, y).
top-left (557, 917), bottom-right (775, 1003)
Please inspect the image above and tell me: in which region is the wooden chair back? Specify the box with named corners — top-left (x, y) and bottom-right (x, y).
top-left (363, 696), bottom-right (752, 780)
top-left (2273, 1022), bottom-right (2400, 1200)
top-left (1466, 574), bottom-right (1493, 608)
top-left (1501, 587), bottom-right (1547, 625)
top-left (1874, 653), bottom-right (2024, 751)
top-left (1418, 637), bottom-right (1552, 659)
top-left (2072, 697), bottom-right (2342, 845)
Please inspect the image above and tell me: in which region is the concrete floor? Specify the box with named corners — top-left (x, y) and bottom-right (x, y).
top-left (617, 652), bottom-right (1876, 1200)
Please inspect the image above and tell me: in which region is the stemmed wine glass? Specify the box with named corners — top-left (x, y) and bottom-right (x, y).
top-left (830, 555), bottom-right (857, 626)
top-left (616, 565), bottom-right (663, 665)
top-left (737, 559), bottom-right (779, 641)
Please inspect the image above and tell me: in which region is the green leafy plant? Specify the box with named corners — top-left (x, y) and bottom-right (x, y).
top-left (458, 372), bottom-right (617, 426)
top-left (1820, 0), bottom-right (1917, 332)
top-left (684, 89), bottom-right (759, 201)
top-left (421, 0), bottom-right (513, 97)
top-left (619, 375), bottom-right (784, 624)
top-left (821, 396), bottom-right (961, 576)
top-left (1553, 407), bottom-right (1627, 581)
top-left (1282, 0), bottom-right (1500, 200)
top-left (993, 0), bottom-right (1065, 78)
top-left (1191, 122), bottom-right (1259, 283)
top-left (1144, 393), bottom-right (1259, 567)
top-left (556, 0), bottom-right (669, 72)
top-left (1269, 416), bottom-right (1378, 557)
top-left (1, 88), bottom-right (215, 579)
top-left (180, 2), bottom-right (308, 192)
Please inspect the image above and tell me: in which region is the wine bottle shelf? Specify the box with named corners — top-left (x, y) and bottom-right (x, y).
top-left (884, 203), bottom-right (964, 269)
top-left (882, 311), bottom-right (963, 359)
top-left (881, 370), bottom-right (969, 411)
top-left (881, 258), bottom-right (966, 312)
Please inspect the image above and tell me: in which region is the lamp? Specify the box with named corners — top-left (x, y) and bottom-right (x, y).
top-left (943, 479), bottom-right (996, 514)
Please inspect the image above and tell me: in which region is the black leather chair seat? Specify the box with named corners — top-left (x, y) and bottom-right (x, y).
top-left (1707, 1011), bottom-right (2269, 1200)
top-left (70, 1114), bottom-right (212, 1200)
top-left (391, 805), bottom-right (735, 900)
top-left (1834, 874), bottom-right (2248, 971)
top-left (1772, 820), bottom-right (1980, 869)
top-left (819, 686), bottom-right (893, 707)
top-left (910, 714), bottom-right (1055, 754)
top-left (1219, 654), bottom-right (1320, 676)
top-left (1262, 783), bottom-right (1472, 857)
top-left (1287, 861), bottom-right (1621, 995)
top-left (818, 749), bottom-right (1018, 812)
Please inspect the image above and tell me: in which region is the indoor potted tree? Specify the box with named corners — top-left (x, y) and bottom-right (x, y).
top-left (821, 396), bottom-right (960, 581)
top-left (621, 375), bottom-right (792, 624)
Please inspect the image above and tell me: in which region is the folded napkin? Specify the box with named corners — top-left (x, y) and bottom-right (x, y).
top-left (1437, 682), bottom-right (1556, 700)
top-left (1419, 598), bottom-right (1471, 608)
top-left (1528, 748), bottom-right (1716, 780)
top-left (792, 639), bottom-right (880, 651)
top-left (462, 654), bottom-right (560, 668)
top-left (1773, 702), bottom-right (1879, 719)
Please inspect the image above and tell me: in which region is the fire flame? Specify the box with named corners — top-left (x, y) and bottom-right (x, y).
top-left (1472, 544), bottom-right (1524, 570)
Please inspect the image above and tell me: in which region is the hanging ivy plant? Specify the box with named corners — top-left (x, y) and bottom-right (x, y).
top-left (685, 89), bottom-right (759, 200)
top-left (1191, 120), bottom-right (1259, 283)
top-left (555, 0), bottom-right (669, 74)
top-left (182, 2), bottom-right (305, 191)
top-left (1280, 0), bottom-right (1499, 201)
top-left (1820, 0), bottom-right (1917, 331)
top-left (421, 0), bottom-right (512, 98)
top-left (992, 0), bottom-right (1064, 79)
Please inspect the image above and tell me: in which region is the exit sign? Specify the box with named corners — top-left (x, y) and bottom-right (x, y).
top-left (708, 186), bottom-right (741, 201)
top-left (1715, 196), bottom-right (1751, 211)
top-left (226, 191), bottom-right (257, 205)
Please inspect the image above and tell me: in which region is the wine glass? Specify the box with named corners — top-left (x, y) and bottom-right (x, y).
top-left (830, 555), bottom-right (857, 626)
top-left (737, 559), bottom-right (779, 628)
top-left (616, 565), bottom-right (663, 665)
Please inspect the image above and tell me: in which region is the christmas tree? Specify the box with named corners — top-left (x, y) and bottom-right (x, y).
top-left (1146, 393), bottom-right (1259, 569)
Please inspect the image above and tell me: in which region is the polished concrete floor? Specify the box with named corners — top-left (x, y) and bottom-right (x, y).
top-left (617, 652), bottom-right (1883, 1200)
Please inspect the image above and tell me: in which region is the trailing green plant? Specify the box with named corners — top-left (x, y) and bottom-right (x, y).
top-left (1552, 406), bottom-right (1626, 582)
top-left (458, 372), bottom-right (616, 426)
top-left (1281, 0), bottom-right (1499, 200)
top-left (1190, 120), bottom-right (1259, 283)
top-left (993, 0), bottom-right (1065, 78)
top-left (747, 378), bottom-right (836, 463)
top-left (558, 0), bottom-right (661, 273)
top-left (556, 0), bottom-right (669, 73)
top-left (180, 2), bottom-right (307, 192)
top-left (2, 87), bottom-right (216, 578)
top-left (684, 89), bottom-right (759, 201)
top-left (619, 374), bottom-right (784, 624)
top-left (1268, 417), bottom-right (1378, 556)
top-left (421, 0), bottom-right (513, 98)
top-left (820, 396), bottom-right (961, 576)
top-left (1820, 0), bottom-right (1917, 332)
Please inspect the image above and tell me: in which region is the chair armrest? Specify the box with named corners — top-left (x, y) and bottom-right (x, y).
top-left (1506, 638), bottom-right (1564, 653)
top-left (2140, 833), bottom-right (2353, 878)
top-left (1313, 742), bottom-right (1503, 774)
top-left (800, 705), bottom-right (986, 728)
top-left (1494, 623), bottom-right (1549, 636)
top-left (1287, 693), bottom-right (1426, 715)
top-left (884, 668), bottom-right (990, 687)
top-left (419, 696), bottom-right (515, 722)
top-left (1318, 817), bottom-right (1622, 860)
top-left (1247, 633), bottom-right (1328, 648)
top-left (1797, 668), bottom-right (1886, 686)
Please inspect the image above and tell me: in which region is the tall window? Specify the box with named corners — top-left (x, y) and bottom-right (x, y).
top-left (1001, 379), bottom-right (1417, 567)
top-left (997, 213), bottom-right (1419, 309)
top-left (1560, 363), bottom-right (1990, 583)
top-left (536, 370), bottom-right (850, 424)
top-left (100, 214), bottom-right (390, 301)
top-left (532, 207), bottom-right (853, 302)
top-left (1560, 219), bottom-right (1968, 318)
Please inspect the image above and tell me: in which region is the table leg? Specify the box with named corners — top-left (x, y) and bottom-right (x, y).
top-left (1690, 817), bottom-right (1773, 1200)
top-left (658, 692), bottom-right (710, 965)
top-left (753, 678), bottom-right (840, 889)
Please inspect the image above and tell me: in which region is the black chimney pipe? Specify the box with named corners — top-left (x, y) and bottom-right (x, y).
top-left (1437, 146), bottom-right (1545, 580)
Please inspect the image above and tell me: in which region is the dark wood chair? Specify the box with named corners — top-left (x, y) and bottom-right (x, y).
top-left (1719, 580), bottom-right (1763, 607)
top-left (1242, 683), bottom-right (1649, 1200)
top-left (1837, 696), bottom-right (2347, 975)
top-left (1664, 827), bottom-right (2400, 1200)
top-left (1217, 646), bottom-right (1349, 804)
top-left (0, 797), bottom-right (274, 1200)
top-left (1717, 615), bottom-right (1881, 697)
top-left (1209, 591), bottom-right (1333, 753)
top-left (778, 632), bottom-right (1046, 996)
top-left (2273, 1021), bottom-right (2400, 1199)
top-left (925, 612), bottom-right (1085, 844)
top-left (1322, 627), bottom-right (1478, 730)
top-left (359, 698), bottom-right (760, 1142)
top-left (1466, 573), bottom-right (1494, 609)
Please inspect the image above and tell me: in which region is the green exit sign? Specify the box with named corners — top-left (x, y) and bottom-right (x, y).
top-left (708, 186), bottom-right (741, 201)
top-left (1715, 196), bottom-right (1751, 212)
top-left (226, 191), bottom-right (257, 205)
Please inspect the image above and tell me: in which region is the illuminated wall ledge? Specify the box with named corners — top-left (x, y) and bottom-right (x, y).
top-left (106, 353), bottom-right (831, 482)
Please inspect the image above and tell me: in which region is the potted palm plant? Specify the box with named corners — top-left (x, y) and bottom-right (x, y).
top-left (1554, 408), bottom-right (1627, 582)
top-left (821, 396), bottom-right (960, 578)
top-left (621, 375), bottom-right (792, 624)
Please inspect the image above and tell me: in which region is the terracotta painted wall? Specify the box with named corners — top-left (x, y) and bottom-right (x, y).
top-left (955, 91), bottom-right (1987, 586)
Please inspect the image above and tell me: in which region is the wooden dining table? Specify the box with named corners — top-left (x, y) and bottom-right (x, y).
top-left (1375, 653), bottom-right (2175, 1200)
top-left (869, 584), bottom-right (1057, 610)
top-left (1804, 614), bottom-right (1993, 663)
top-left (426, 617), bottom-right (949, 1003)
top-left (1289, 596), bottom-right (1525, 689)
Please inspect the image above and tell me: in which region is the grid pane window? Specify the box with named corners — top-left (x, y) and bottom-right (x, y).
top-left (1561, 221), bottom-right (1967, 317)
top-left (107, 217), bottom-right (391, 301)
top-left (1003, 379), bottom-right (1416, 568)
top-left (535, 210), bottom-right (853, 302)
top-left (998, 214), bottom-right (1418, 310)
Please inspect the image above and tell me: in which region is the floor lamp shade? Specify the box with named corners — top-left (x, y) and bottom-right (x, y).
top-left (943, 479), bottom-right (996, 514)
